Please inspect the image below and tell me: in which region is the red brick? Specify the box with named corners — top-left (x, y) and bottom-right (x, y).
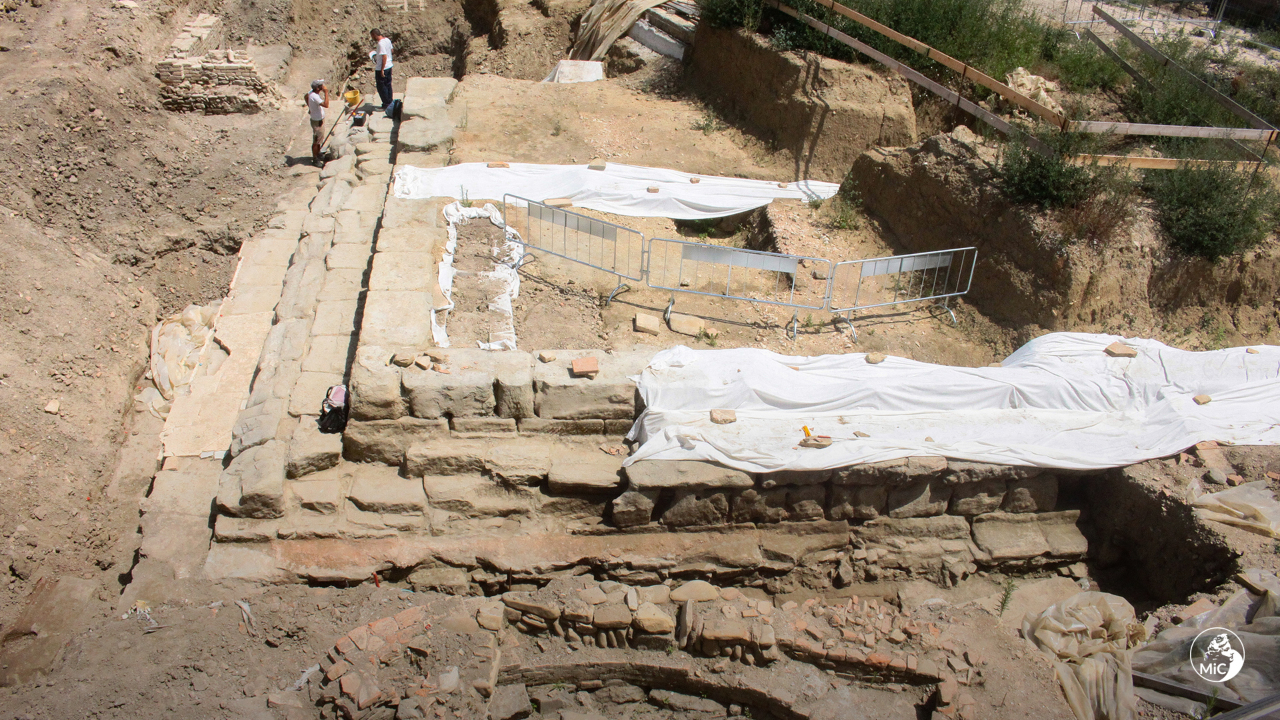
top-left (348, 625), bottom-right (371, 651)
top-left (571, 357), bottom-right (598, 378)
top-left (370, 616), bottom-right (399, 639)
top-left (334, 635), bottom-right (356, 655)
top-left (339, 672), bottom-right (362, 698)
top-left (325, 660), bottom-right (349, 681)
top-left (395, 606), bottom-right (426, 630)
top-left (866, 652), bottom-right (891, 667)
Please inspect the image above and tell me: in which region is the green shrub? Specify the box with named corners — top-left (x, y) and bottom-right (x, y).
top-left (1045, 36), bottom-right (1128, 92)
top-left (997, 135), bottom-right (1096, 209)
top-left (1145, 162), bottom-right (1277, 259)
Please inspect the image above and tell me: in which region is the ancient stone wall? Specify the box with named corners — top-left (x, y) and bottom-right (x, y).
top-left (685, 26), bottom-right (917, 183)
top-left (155, 16), bottom-right (277, 115)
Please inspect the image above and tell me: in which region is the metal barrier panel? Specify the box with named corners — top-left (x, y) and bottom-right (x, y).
top-left (502, 194), bottom-right (645, 283)
top-left (646, 237), bottom-right (831, 311)
top-left (828, 247), bottom-right (977, 315)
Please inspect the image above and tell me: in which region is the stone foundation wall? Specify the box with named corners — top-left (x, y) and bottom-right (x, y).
top-left (347, 347), bottom-right (653, 465)
top-left (156, 17), bottom-right (276, 115)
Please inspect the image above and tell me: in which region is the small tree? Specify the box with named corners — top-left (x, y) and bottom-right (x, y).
top-left (1146, 162), bottom-right (1277, 260)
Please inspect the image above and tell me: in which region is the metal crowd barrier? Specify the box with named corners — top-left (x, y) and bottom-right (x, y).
top-left (498, 197), bottom-right (978, 339)
top-left (646, 237), bottom-right (832, 339)
top-left (501, 195), bottom-right (645, 303)
top-left (827, 247), bottom-right (978, 339)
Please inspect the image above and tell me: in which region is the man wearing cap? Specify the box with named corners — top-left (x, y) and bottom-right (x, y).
top-left (370, 29), bottom-right (394, 110)
top-left (306, 79), bottom-right (329, 166)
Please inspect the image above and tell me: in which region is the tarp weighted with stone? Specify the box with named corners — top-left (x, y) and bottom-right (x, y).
top-left (625, 333), bottom-right (1280, 472)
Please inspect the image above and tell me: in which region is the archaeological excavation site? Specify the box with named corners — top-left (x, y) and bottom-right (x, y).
top-left (8, 0), bottom-right (1280, 718)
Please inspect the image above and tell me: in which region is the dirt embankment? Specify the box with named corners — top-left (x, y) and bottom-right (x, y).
top-left (686, 26), bottom-right (917, 183)
top-left (843, 128), bottom-right (1280, 348)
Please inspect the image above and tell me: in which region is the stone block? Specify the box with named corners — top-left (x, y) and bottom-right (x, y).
top-left (326, 243), bottom-right (371, 271)
top-left (851, 515), bottom-right (971, 542)
top-left (786, 484), bottom-right (827, 521)
top-left (402, 365), bottom-right (496, 418)
top-left (318, 268), bottom-right (365, 302)
top-left (730, 488), bottom-right (788, 523)
top-left (343, 417), bottom-right (449, 465)
top-left (401, 93), bottom-right (446, 121)
top-left (408, 566), bottom-right (471, 595)
top-left (404, 440), bottom-right (487, 476)
top-left (214, 515), bottom-right (278, 543)
top-left (355, 141), bottom-right (393, 157)
top-left (423, 475), bottom-right (536, 517)
top-left (397, 116), bottom-right (455, 153)
top-left (320, 155), bottom-right (354, 180)
top-left (828, 484), bottom-right (887, 521)
top-left (381, 197), bottom-right (442, 230)
top-left (348, 465), bottom-right (427, 513)
top-left (667, 313), bottom-right (704, 336)
top-left (405, 76), bottom-right (459, 104)
top-left (548, 452), bottom-right (624, 494)
top-left (350, 345), bottom-right (406, 421)
top-left (625, 460), bottom-right (753, 491)
top-left (885, 480), bottom-right (951, 518)
top-left (229, 398), bottom-right (287, 457)
top-left (661, 489), bottom-right (730, 527)
top-left (359, 291), bottom-right (433, 347)
top-left (435, 349), bottom-right (534, 419)
top-left (369, 251), bottom-right (432, 292)
top-left (611, 491), bottom-right (656, 528)
top-left (356, 157), bottom-right (394, 178)
top-left (312, 299), bottom-right (360, 336)
top-left (394, 151), bottom-right (449, 168)
top-left (291, 478), bottom-right (342, 514)
top-left (948, 479), bottom-right (1007, 516)
top-left (452, 417), bottom-right (517, 434)
top-left (946, 462), bottom-right (1042, 484)
top-left (532, 350), bottom-right (652, 420)
top-left (286, 420), bottom-right (343, 478)
top-left (634, 313), bottom-right (661, 335)
top-left (1039, 510), bottom-right (1088, 557)
top-left (301, 334), bottom-right (354, 374)
top-left (759, 469), bottom-right (832, 486)
top-left (485, 441), bottom-right (552, 485)
top-left (276, 258), bottom-right (327, 320)
top-left (223, 285), bottom-right (283, 316)
top-left (517, 418), bottom-right (604, 435)
top-left (375, 226), bottom-right (445, 253)
top-left (342, 184), bottom-right (386, 214)
top-left (488, 682), bottom-right (531, 720)
top-left (1003, 476), bottom-right (1058, 513)
top-left (289, 371), bottom-right (343, 417)
top-left (217, 441), bottom-right (286, 519)
top-left (972, 512), bottom-right (1051, 560)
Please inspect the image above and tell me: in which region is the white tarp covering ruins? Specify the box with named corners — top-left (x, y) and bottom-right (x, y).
top-left (625, 333), bottom-right (1280, 472)
top-left (393, 162), bottom-right (839, 219)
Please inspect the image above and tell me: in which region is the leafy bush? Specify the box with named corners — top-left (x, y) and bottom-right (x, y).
top-left (998, 133), bottom-right (1137, 244)
top-left (1043, 35), bottom-right (1128, 92)
top-left (1145, 162), bottom-right (1277, 259)
top-left (997, 135), bottom-right (1096, 209)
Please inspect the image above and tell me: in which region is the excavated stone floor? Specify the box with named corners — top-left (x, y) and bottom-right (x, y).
top-left (119, 72), bottom-right (1220, 720)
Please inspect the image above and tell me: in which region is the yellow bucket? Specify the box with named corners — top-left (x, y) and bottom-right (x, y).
top-left (343, 89), bottom-right (362, 108)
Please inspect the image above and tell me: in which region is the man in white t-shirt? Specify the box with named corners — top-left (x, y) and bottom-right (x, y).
top-left (306, 79), bottom-right (329, 166)
top-left (370, 29), bottom-right (394, 110)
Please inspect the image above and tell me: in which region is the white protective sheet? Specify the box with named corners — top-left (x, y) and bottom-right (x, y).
top-left (393, 162), bottom-right (839, 219)
top-left (625, 333), bottom-right (1280, 472)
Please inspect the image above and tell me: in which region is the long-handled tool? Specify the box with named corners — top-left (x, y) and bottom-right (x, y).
top-left (316, 85), bottom-right (363, 158)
